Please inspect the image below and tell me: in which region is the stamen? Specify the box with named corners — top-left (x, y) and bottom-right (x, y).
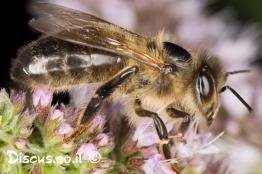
top-left (199, 131), bottom-right (224, 149)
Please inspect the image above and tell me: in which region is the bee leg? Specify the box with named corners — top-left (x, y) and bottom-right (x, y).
top-left (134, 98), bottom-right (181, 174)
top-left (166, 107), bottom-right (192, 134)
top-left (64, 66), bottom-right (138, 143)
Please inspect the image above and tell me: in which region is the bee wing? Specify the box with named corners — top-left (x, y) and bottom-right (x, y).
top-left (29, 3), bottom-right (165, 71)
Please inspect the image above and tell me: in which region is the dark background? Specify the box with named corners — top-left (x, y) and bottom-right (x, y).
top-left (0, 0), bottom-right (261, 89)
top-left (0, 0), bottom-right (38, 89)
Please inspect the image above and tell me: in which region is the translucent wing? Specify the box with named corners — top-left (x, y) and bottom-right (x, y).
top-left (29, 3), bottom-right (165, 71)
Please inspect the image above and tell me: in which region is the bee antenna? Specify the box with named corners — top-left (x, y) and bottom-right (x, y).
top-left (220, 85), bottom-right (252, 112)
top-left (225, 69), bottom-right (250, 79)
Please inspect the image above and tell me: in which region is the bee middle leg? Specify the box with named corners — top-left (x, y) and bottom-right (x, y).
top-left (64, 66), bottom-right (138, 143)
top-left (134, 98), bottom-right (180, 174)
top-left (166, 107), bottom-right (192, 134)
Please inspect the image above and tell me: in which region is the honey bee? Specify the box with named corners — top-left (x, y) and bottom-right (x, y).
top-left (10, 3), bottom-right (252, 173)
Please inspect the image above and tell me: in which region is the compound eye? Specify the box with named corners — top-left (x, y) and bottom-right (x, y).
top-left (163, 42), bottom-right (191, 63)
top-left (197, 67), bottom-right (214, 101)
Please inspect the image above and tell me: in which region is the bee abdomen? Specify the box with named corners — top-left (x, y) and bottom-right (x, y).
top-left (11, 37), bottom-right (126, 90)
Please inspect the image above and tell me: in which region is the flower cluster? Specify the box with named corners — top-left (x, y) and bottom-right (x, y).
top-left (0, 86), bottom-right (261, 174)
top-left (0, 89), bottom-right (115, 174)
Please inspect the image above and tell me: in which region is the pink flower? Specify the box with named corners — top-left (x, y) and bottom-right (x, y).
top-left (143, 147), bottom-right (159, 159)
top-left (132, 121), bottom-right (159, 147)
top-left (76, 143), bottom-right (99, 161)
top-left (50, 109), bottom-right (64, 121)
top-left (32, 88), bottom-right (52, 107)
top-left (14, 138), bottom-right (28, 150)
top-left (142, 154), bottom-right (176, 174)
top-left (10, 90), bottom-right (26, 108)
top-left (56, 123), bottom-right (73, 135)
top-left (19, 127), bottom-right (33, 137)
top-left (95, 133), bottom-right (109, 147)
top-left (18, 109), bottom-right (35, 137)
top-left (168, 120), bottom-right (222, 167)
top-left (133, 120), bottom-right (175, 148)
top-left (90, 114), bottom-right (106, 130)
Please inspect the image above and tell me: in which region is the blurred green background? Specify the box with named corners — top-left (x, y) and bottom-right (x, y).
top-left (210, 0), bottom-right (262, 25)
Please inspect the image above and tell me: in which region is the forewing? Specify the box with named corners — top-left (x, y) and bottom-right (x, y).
top-left (29, 3), bottom-right (164, 71)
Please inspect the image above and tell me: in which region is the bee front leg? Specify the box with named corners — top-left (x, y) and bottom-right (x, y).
top-left (134, 98), bottom-right (180, 174)
top-left (166, 107), bottom-right (192, 134)
top-left (64, 66), bottom-right (138, 143)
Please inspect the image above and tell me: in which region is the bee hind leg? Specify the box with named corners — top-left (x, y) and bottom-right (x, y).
top-left (64, 66), bottom-right (138, 143)
top-left (134, 98), bottom-right (181, 174)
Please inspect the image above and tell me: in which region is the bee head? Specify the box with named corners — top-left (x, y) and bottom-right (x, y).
top-left (193, 55), bottom-right (252, 125)
top-left (163, 42), bottom-right (220, 125)
top-left (163, 42), bottom-right (252, 126)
